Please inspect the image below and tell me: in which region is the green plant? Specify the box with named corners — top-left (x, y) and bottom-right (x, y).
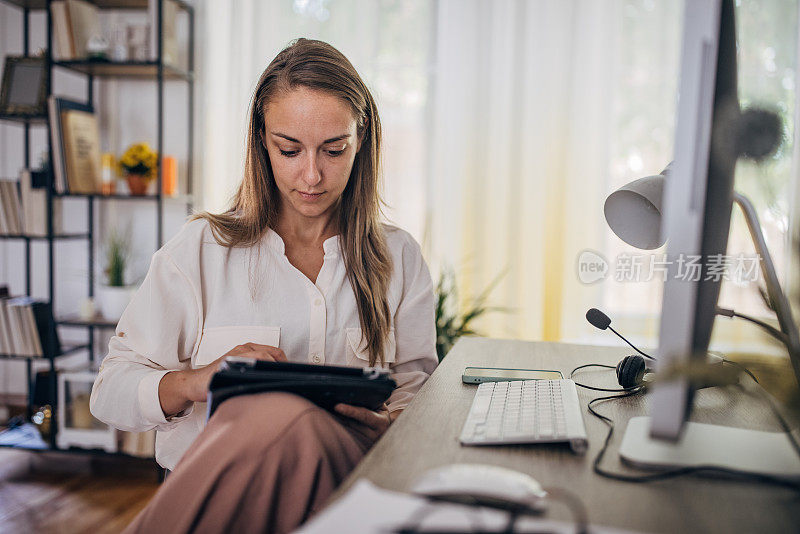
top-left (434, 267), bottom-right (505, 361)
top-left (104, 227), bottom-right (131, 287)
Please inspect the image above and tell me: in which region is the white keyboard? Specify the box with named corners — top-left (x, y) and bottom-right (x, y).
top-left (460, 379), bottom-right (589, 454)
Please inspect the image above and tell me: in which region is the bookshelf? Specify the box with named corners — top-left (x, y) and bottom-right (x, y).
top-left (0, 0), bottom-right (195, 458)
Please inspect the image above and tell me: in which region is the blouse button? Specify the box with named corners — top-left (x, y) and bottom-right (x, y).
top-left (314, 299), bottom-right (322, 307)
top-left (312, 354), bottom-right (321, 363)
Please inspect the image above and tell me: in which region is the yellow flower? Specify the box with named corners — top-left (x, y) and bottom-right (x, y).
top-left (118, 142), bottom-right (158, 181)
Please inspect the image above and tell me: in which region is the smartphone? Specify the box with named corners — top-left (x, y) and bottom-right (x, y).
top-left (462, 367), bottom-right (563, 384)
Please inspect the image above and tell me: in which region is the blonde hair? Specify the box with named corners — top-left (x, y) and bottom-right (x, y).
top-left (193, 38), bottom-right (392, 366)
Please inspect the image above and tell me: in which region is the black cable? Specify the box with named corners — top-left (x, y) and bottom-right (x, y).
top-left (586, 391), bottom-right (800, 493)
top-left (572, 356), bottom-right (758, 390)
top-left (569, 359), bottom-right (800, 491)
top-left (541, 486), bottom-right (589, 534)
top-left (607, 325), bottom-right (656, 361)
top-left (392, 496), bottom-right (546, 534)
top-left (721, 357), bottom-right (759, 384)
top-left (570, 363), bottom-right (644, 393)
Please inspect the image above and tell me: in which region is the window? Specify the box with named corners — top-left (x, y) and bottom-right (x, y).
top-left (603, 0), bottom-right (798, 350)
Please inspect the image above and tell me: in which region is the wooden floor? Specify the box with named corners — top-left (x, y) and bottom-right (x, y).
top-left (0, 449), bottom-right (159, 534)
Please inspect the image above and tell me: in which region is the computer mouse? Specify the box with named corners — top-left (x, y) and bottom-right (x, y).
top-left (410, 463), bottom-right (547, 511)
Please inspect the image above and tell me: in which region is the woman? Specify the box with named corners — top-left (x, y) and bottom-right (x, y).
top-left (90, 38), bottom-right (438, 533)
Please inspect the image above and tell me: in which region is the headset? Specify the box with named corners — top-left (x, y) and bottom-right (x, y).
top-left (577, 308), bottom-right (755, 391)
top-left (572, 308), bottom-right (655, 392)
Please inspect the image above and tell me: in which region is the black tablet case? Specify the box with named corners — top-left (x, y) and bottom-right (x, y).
top-left (207, 360), bottom-right (397, 419)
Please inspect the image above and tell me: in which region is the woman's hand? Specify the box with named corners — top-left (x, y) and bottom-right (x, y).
top-left (333, 403), bottom-right (397, 441)
top-left (159, 343), bottom-right (287, 417)
top-left (185, 343), bottom-right (288, 403)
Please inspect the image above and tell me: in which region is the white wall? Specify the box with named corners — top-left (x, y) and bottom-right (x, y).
top-left (0, 2), bottom-right (200, 397)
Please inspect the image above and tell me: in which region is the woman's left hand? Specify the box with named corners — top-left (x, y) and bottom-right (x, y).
top-left (333, 403), bottom-right (396, 441)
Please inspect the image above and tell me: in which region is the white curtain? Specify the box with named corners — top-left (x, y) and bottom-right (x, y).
top-left (426, 0), bottom-right (620, 341)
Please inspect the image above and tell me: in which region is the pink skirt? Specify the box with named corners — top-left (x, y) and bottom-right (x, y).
top-left (123, 392), bottom-right (376, 534)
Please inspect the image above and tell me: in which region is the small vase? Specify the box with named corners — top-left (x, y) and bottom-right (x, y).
top-left (96, 285), bottom-right (135, 321)
top-left (126, 173), bottom-right (150, 196)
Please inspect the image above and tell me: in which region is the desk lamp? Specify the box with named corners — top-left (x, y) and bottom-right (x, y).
top-left (604, 163), bottom-right (800, 369)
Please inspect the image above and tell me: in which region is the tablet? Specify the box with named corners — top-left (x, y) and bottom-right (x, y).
top-left (206, 357), bottom-right (397, 418)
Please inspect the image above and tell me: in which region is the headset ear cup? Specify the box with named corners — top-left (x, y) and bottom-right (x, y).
top-left (616, 355), bottom-right (646, 389)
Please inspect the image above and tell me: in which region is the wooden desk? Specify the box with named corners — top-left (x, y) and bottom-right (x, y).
top-left (335, 338), bottom-right (800, 533)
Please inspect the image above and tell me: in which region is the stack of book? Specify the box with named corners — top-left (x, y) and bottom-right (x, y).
top-left (0, 287), bottom-right (61, 358)
top-left (0, 172), bottom-right (64, 235)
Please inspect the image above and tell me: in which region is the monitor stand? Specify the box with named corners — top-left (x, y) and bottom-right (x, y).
top-left (619, 416), bottom-right (800, 478)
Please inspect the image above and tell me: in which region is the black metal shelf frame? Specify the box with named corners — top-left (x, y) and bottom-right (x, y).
top-left (0, 233), bottom-right (91, 240)
top-left (0, 113), bottom-right (48, 125)
top-left (53, 60), bottom-right (194, 80)
top-left (0, 343), bottom-right (90, 360)
top-left (57, 315), bottom-right (118, 328)
top-left (1, 0), bottom-right (195, 455)
top-left (1, 0), bottom-right (193, 14)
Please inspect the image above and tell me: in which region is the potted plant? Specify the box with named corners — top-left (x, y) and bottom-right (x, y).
top-left (96, 227), bottom-right (135, 320)
top-left (435, 267), bottom-right (505, 361)
top-left (118, 142), bottom-right (158, 195)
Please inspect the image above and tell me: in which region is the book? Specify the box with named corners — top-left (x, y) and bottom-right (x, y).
top-left (48, 96), bottom-right (68, 193)
top-left (3, 297), bottom-right (61, 358)
top-left (19, 169), bottom-right (62, 237)
top-left (48, 97), bottom-right (99, 194)
top-left (50, 1), bottom-right (75, 60)
top-left (0, 181), bottom-right (9, 234)
top-left (65, 0), bottom-right (99, 60)
top-left (30, 300), bottom-right (61, 358)
top-left (0, 296), bottom-right (14, 356)
top-left (62, 109), bottom-right (101, 194)
top-left (21, 300), bottom-right (43, 357)
top-left (4, 298), bottom-right (30, 356)
top-left (0, 180), bottom-right (23, 235)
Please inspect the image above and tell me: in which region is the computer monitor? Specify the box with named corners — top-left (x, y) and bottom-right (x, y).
top-left (649, 0), bottom-right (738, 441)
top-left (619, 0), bottom-right (800, 477)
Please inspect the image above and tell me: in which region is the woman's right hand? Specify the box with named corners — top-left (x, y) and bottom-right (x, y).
top-left (159, 343), bottom-right (288, 417)
top-left (183, 343), bottom-right (288, 403)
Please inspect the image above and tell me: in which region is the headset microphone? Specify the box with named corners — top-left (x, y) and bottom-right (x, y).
top-left (581, 308), bottom-right (656, 390)
top-left (585, 308), bottom-right (656, 361)
top-left (585, 308), bottom-right (612, 330)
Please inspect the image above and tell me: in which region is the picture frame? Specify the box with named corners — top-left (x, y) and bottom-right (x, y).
top-left (0, 56), bottom-right (49, 116)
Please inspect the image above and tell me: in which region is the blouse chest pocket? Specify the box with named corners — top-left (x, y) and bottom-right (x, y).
top-left (345, 327), bottom-right (396, 369)
top-left (195, 326), bottom-right (281, 367)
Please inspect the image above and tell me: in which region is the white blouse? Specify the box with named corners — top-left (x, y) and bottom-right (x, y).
top-left (89, 219), bottom-right (438, 470)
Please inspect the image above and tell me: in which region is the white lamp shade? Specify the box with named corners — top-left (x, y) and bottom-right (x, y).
top-left (604, 174), bottom-right (666, 250)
